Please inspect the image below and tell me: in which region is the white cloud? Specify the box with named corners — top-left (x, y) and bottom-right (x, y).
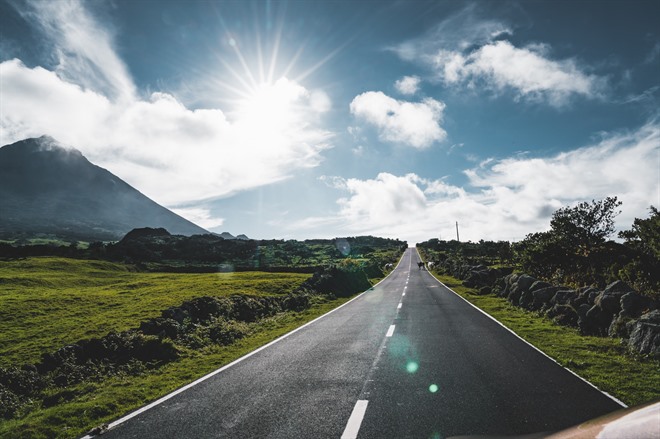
top-left (349, 91), bottom-right (446, 148)
top-left (291, 121), bottom-right (659, 244)
top-left (394, 75), bottom-right (421, 95)
top-left (441, 41), bottom-right (603, 105)
top-left (171, 207), bottom-right (224, 230)
top-left (0, 59), bottom-right (333, 206)
top-left (391, 7), bottom-right (604, 106)
top-left (16, 0), bottom-right (135, 101)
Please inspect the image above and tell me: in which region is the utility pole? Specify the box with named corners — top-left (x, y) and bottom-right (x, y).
top-left (456, 221), bottom-right (460, 242)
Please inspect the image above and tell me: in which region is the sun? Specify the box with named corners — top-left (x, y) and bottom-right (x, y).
top-left (236, 78), bottom-right (308, 129)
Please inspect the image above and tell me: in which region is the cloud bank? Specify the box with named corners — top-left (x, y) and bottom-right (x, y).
top-left (391, 6), bottom-right (604, 106)
top-left (294, 121), bottom-right (659, 244)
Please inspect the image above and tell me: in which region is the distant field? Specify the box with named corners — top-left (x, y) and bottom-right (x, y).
top-left (0, 257), bottom-right (310, 367)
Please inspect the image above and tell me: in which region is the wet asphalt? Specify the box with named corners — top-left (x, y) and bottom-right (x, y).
top-left (96, 248), bottom-right (622, 439)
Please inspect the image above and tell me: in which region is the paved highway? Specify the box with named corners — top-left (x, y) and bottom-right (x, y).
top-left (96, 248), bottom-right (623, 438)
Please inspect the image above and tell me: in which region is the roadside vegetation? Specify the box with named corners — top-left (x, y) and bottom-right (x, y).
top-left (429, 272), bottom-right (659, 406)
top-left (417, 199), bottom-right (659, 406)
top-left (0, 235), bottom-right (406, 438)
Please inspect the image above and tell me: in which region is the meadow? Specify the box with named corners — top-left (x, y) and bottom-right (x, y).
top-left (0, 257), bottom-right (310, 367)
top-left (0, 257), bottom-right (358, 438)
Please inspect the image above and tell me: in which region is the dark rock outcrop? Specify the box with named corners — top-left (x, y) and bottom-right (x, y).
top-left (627, 310), bottom-right (660, 359)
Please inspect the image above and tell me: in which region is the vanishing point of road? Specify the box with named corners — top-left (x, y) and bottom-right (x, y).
top-left (94, 248), bottom-right (623, 438)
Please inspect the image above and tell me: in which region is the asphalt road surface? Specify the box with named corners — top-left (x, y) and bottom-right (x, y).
top-left (95, 248), bottom-right (623, 439)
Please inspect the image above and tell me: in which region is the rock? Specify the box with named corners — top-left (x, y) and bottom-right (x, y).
top-left (595, 290), bottom-right (627, 315)
top-left (531, 286), bottom-right (561, 311)
top-left (577, 303), bottom-right (591, 320)
top-left (627, 310), bottom-right (660, 359)
top-left (510, 274), bottom-right (537, 307)
top-left (529, 280), bottom-right (552, 292)
top-left (588, 289), bottom-right (601, 306)
top-left (604, 280), bottom-right (635, 294)
top-left (516, 274), bottom-right (538, 293)
top-left (551, 290), bottom-right (577, 306)
top-left (477, 286), bottom-right (492, 295)
top-left (608, 314), bottom-right (634, 338)
top-left (580, 305), bottom-right (615, 336)
top-left (620, 292), bottom-right (651, 318)
top-left (546, 304), bottom-right (579, 327)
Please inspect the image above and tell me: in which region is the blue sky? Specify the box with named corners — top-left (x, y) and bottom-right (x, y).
top-left (1, 0), bottom-right (658, 244)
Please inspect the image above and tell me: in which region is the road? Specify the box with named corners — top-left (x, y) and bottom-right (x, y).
top-left (96, 248), bottom-right (623, 438)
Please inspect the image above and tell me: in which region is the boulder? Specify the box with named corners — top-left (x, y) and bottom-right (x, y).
top-left (529, 280), bottom-right (552, 292)
top-left (594, 290), bottom-right (627, 315)
top-left (576, 303), bottom-right (591, 320)
top-left (619, 292), bottom-right (651, 318)
top-left (627, 310), bottom-right (660, 359)
top-left (546, 304), bottom-right (579, 327)
top-left (580, 305), bottom-right (615, 336)
top-left (477, 286), bottom-right (492, 295)
top-left (551, 290), bottom-right (577, 306)
top-left (608, 314), bottom-right (634, 338)
top-left (531, 286), bottom-right (561, 311)
top-left (520, 286), bottom-right (558, 311)
top-left (516, 274), bottom-right (538, 293)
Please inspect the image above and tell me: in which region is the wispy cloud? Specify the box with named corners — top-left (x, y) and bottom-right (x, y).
top-left (349, 91), bottom-right (446, 148)
top-left (292, 121), bottom-right (659, 244)
top-left (15, 0), bottom-right (135, 101)
top-left (391, 5), bottom-right (604, 106)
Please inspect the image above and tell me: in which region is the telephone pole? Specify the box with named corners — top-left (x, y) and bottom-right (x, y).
top-left (456, 221), bottom-right (460, 242)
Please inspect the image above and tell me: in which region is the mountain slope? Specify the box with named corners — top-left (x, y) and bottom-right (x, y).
top-left (0, 136), bottom-right (208, 241)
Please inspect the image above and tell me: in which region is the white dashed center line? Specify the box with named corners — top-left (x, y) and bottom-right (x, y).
top-left (341, 400), bottom-right (369, 439)
top-left (397, 303), bottom-right (402, 309)
top-left (386, 325), bottom-right (396, 337)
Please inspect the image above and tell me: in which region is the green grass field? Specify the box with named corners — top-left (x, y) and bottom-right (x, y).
top-left (0, 257), bottom-right (310, 367)
top-left (431, 273), bottom-right (660, 407)
top-left (0, 257), bottom-right (360, 438)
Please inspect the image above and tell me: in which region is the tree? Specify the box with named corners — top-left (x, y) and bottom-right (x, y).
top-left (549, 196), bottom-right (622, 257)
top-left (619, 206), bottom-right (660, 259)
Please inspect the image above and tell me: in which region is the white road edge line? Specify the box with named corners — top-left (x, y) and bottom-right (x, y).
top-left (341, 399), bottom-right (369, 439)
top-left (415, 248), bottom-right (628, 408)
top-left (386, 325), bottom-right (396, 337)
top-left (80, 253), bottom-right (409, 439)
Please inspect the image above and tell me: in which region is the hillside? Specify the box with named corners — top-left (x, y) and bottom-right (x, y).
top-left (0, 136), bottom-right (208, 241)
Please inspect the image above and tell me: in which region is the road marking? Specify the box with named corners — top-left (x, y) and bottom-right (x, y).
top-left (415, 247), bottom-right (627, 408)
top-left (386, 325), bottom-right (396, 337)
top-left (341, 400), bottom-right (369, 439)
top-left (79, 254), bottom-right (411, 439)
top-left (397, 303), bottom-right (402, 309)
top-left (402, 292), bottom-right (406, 296)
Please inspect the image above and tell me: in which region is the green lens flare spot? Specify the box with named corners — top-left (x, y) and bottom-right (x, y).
top-left (406, 361), bottom-right (419, 373)
top-left (429, 384), bottom-right (439, 393)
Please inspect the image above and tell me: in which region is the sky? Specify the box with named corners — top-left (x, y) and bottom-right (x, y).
top-left (0, 0), bottom-right (658, 245)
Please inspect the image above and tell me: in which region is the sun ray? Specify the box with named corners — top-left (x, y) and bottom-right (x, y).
top-left (294, 41), bottom-right (349, 83)
top-left (230, 38), bottom-right (260, 90)
top-left (266, 1), bottom-right (287, 84)
top-left (281, 43), bottom-right (306, 80)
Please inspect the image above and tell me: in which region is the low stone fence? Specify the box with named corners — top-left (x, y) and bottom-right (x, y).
top-left (428, 256), bottom-right (659, 359)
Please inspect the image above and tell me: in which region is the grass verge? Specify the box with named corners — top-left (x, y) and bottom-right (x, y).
top-left (0, 257), bottom-right (365, 438)
top-left (0, 297), bottom-right (352, 439)
top-left (432, 272), bottom-right (660, 407)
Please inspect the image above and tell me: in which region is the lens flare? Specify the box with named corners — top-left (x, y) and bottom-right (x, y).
top-left (406, 361), bottom-right (419, 373)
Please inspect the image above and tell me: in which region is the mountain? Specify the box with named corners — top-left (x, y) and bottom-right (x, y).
top-left (0, 136), bottom-right (208, 241)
